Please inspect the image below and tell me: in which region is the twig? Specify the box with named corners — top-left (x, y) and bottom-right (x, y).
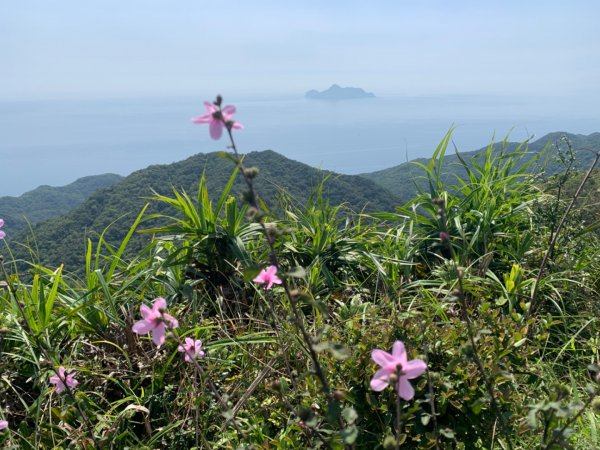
top-left (542, 391), bottom-right (595, 450)
top-left (438, 207), bottom-right (514, 450)
top-left (528, 150), bottom-right (600, 318)
top-left (421, 320), bottom-right (441, 450)
top-left (217, 98), bottom-right (351, 446)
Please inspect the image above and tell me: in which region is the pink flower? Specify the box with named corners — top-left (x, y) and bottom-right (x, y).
top-left (0, 420), bottom-right (7, 431)
top-left (0, 218), bottom-right (5, 240)
top-left (132, 297), bottom-right (179, 347)
top-left (192, 101), bottom-right (243, 140)
top-left (370, 341), bottom-right (427, 400)
top-left (253, 265), bottom-right (282, 290)
top-left (49, 366), bottom-right (79, 394)
top-left (177, 338), bottom-right (205, 362)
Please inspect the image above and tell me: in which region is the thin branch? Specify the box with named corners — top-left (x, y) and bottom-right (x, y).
top-left (528, 150), bottom-right (600, 318)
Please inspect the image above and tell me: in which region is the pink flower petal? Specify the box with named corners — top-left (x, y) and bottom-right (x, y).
top-left (191, 114), bottom-right (212, 124)
top-left (222, 105), bottom-right (237, 115)
top-left (371, 349), bottom-right (397, 367)
top-left (0, 420), bottom-right (8, 430)
top-left (139, 304), bottom-right (154, 320)
top-left (0, 218), bottom-right (4, 227)
top-left (391, 341), bottom-right (408, 365)
top-left (132, 319), bottom-right (154, 334)
top-left (203, 101), bottom-right (218, 113)
top-left (162, 313), bottom-right (178, 329)
top-left (404, 359), bottom-right (427, 379)
top-left (0, 231), bottom-right (5, 239)
top-left (370, 368), bottom-right (392, 391)
top-left (66, 376), bottom-right (79, 388)
top-left (397, 377), bottom-right (415, 400)
top-left (152, 322), bottom-right (166, 346)
top-left (152, 297), bottom-right (167, 313)
top-left (209, 120), bottom-right (223, 140)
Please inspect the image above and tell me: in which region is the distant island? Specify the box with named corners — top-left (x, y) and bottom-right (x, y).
top-left (305, 84), bottom-right (376, 100)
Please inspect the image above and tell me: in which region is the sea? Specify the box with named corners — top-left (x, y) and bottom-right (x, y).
top-left (0, 94), bottom-right (598, 197)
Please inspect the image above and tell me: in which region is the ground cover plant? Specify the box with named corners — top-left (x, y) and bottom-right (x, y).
top-left (1, 97), bottom-right (600, 449)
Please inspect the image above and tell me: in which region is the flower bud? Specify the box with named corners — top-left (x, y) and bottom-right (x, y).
top-left (246, 207), bottom-right (258, 219)
top-left (267, 380), bottom-right (281, 391)
top-left (243, 167), bottom-right (260, 179)
top-left (333, 390), bottom-right (346, 401)
top-left (264, 222), bottom-right (278, 239)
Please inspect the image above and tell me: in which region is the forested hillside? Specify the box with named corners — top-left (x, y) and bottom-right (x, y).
top-left (0, 174), bottom-right (123, 235)
top-left (8, 150), bottom-right (401, 272)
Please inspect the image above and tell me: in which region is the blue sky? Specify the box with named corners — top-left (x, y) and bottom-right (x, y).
top-left (2, 0), bottom-right (600, 100)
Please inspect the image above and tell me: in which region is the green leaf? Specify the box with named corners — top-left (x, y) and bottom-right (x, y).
top-left (243, 265), bottom-right (263, 282)
top-left (340, 426), bottom-right (358, 444)
top-left (286, 266), bottom-right (306, 278)
top-left (495, 296), bottom-right (508, 306)
top-left (440, 428), bottom-right (455, 439)
top-left (342, 407), bottom-right (358, 425)
top-left (383, 435), bottom-right (397, 449)
top-left (313, 341), bottom-right (350, 360)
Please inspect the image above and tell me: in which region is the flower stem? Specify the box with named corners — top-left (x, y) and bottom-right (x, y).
top-left (220, 104), bottom-right (351, 446)
top-left (437, 206), bottom-right (514, 450)
top-left (395, 367), bottom-right (403, 450)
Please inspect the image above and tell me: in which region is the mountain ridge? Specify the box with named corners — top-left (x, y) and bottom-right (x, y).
top-left (0, 173), bottom-right (123, 233)
top-left (6, 150), bottom-right (401, 271)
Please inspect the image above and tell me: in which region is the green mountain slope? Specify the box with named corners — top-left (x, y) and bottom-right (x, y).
top-left (0, 173), bottom-right (123, 235)
top-left (9, 150), bottom-right (401, 271)
top-left (359, 132), bottom-right (600, 198)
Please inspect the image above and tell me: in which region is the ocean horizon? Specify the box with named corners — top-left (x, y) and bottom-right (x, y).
top-left (1, 93), bottom-right (599, 197)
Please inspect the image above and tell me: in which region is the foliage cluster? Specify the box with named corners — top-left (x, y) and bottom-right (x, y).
top-left (360, 131), bottom-right (600, 199)
top-left (0, 130), bottom-right (599, 449)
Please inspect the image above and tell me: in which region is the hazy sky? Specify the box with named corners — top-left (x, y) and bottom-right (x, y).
top-left (2, 0), bottom-right (600, 100)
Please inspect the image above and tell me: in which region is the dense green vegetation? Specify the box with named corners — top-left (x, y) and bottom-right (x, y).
top-left (359, 131), bottom-right (600, 199)
top-left (6, 150), bottom-right (400, 273)
top-left (0, 130), bottom-right (599, 449)
top-left (0, 174), bottom-right (123, 236)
